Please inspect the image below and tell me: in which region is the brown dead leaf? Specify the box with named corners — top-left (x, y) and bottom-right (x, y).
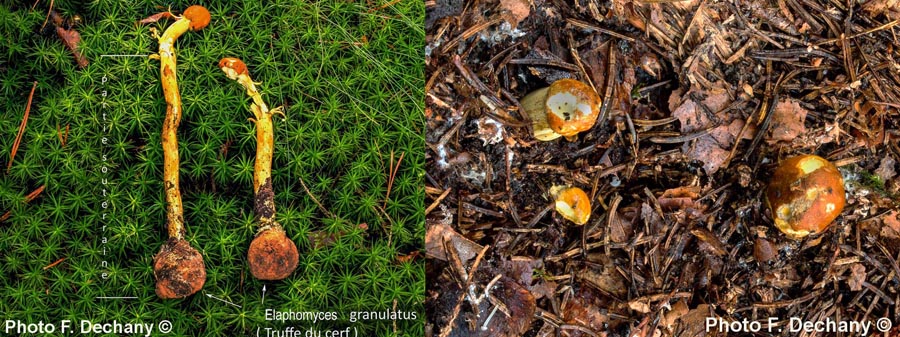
top-left (56, 27), bottom-right (88, 68)
top-left (764, 266), bottom-right (801, 288)
top-left (767, 99), bottom-right (808, 143)
top-left (499, 0), bottom-right (530, 28)
top-left (674, 304), bottom-right (714, 336)
top-left (662, 299), bottom-right (690, 328)
top-left (425, 223), bottom-right (484, 262)
top-left (685, 134), bottom-right (730, 174)
top-left (849, 263), bottom-right (867, 291)
top-left (691, 227), bottom-right (727, 256)
top-left (641, 202), bottom-right (665, 233)
top-left (466, 276), bottom-right (536, 337)
top-left (138, 11), bottom-right (176, 25)
top-left (710, 119), bottom-right (754, 145)
top-left (396, 251), bottom-right (420, 263)
top-left (670, 84), bottom-right (745, 174)
top-left (875, 155), bottom-right (897, 182)
top-left (57, 27), bottom-right (80, 47)
top-left (498, 277), bottom-right (536, 337)
top-left (753, 237), bottom-right (776, 263)
top-left (628, 299), bottom-right (651, 313)
top-left (529, 280), bottom-right (556, 300)
top-left (862, 0), bottom-right (900, 18)
top-left (581, 253), bottom-right (627, 297)
top-left (501, 256), bottom-right (541, 287)
top-left (668, 87), bottom-right (685, 112)
top-left (616, 2), bottom-right (647, 31)
top-left (608, 209), bottom-right (633, 243)
top-left (561, 288), bottom-right (610, 336)
top-left (671, 86), bottom-right (731, 133)
top-left (880, 210), bottom-right (900, 239)
top-left (47, 10), bottom-right (88, 68)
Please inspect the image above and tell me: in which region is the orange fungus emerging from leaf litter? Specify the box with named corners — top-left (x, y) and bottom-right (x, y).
top-left (766, 155), bottom-right (845, 239)
top-left (552, 186), bottom-right (591, 225)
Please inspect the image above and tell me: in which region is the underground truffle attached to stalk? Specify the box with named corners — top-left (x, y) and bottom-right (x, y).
top-left (766, 154), bottom-right (846, 239)
top-left (219, 57), bottom-right (298, 280)
top-left (147, 5), bottom-right (210, 299)
top-left (520, 79), bottom-right (602, 141)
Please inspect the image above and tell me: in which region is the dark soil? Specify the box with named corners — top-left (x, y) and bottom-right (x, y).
top-left (426, 0), bottom-right (900, 336)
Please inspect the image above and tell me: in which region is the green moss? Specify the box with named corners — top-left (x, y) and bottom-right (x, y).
top-left (0, 0), bottom-right (423, 335)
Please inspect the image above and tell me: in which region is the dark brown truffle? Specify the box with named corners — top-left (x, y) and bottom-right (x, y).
top-left (153, 238), bottom-right (207, 299)
top-left (248, 227), bottom-right (299, 280)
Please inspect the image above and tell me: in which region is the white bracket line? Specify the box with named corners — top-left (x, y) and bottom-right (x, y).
top-left (99, 54), bottom-right (149, 57)
top-left (95, 296), bottom-right (139, 299)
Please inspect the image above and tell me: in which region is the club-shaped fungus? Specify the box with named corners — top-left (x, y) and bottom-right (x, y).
top-left (147, 5), bottom-right (210, 299)
top-left (220, 57), bottom-right (299, 280)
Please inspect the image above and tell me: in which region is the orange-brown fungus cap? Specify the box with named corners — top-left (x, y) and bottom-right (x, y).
top-left (219, 57), bottom-right (249, 76)
top-left (552, 186), bottom-right (591, 225)
top-left (766, 155), bottom-right (845, 239)
top-left (183, 5), bottom-right (210, 30)
top-left (153, 238), bottom-right (207, 299)
top-left (248, 227), bottom-right (299, 280)
top-left (544, 79), bottom-right (601, 137)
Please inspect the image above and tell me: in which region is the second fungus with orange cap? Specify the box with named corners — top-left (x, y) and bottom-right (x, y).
top-left (219, 57), bottom-right (249, 78)
top-left (551, 186), bottom-right (591, 225)
top-left (766, 155), bottom-right (846, 239)
top-left (219, 57), bottom-right (298, 280)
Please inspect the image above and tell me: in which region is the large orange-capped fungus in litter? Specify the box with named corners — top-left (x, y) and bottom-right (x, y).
top-left (521, 79), bottom-right (602, 141)
top-left (545, 79), bottom-right (601, 139)
top-left (766, 154), bottom-right (845, 239)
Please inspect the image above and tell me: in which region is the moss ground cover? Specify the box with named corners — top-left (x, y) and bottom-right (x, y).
top-left (0, 1), bottom-right (424, 336)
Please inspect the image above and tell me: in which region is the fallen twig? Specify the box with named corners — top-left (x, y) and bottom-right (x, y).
top-left (56, 123), bottom-right (69, 147)
top-left (425, 187), bottom-right (451, 216)
top-left (42, 257), bottom-right (66, 270)
top-left (384, 151), bottom-right (405, 209)
top-left (8, 81), bottom-right (37, 173)
top-left (299, 176), bottom-right (335, 218)
top-left (0, 184), bottom-right (46, 222)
